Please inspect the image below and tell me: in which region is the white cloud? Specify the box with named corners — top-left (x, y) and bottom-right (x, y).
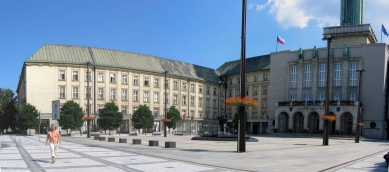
top-left (248, 4), bottom-right (254, 10)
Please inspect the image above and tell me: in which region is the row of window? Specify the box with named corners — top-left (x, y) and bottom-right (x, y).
top-left (290, 62), bottom-right (359, 88)
top-left (228, 75), bottom-right (268, 85)
top-left (228, 86), bottom-right (268, 96)
top-left (290, 93), bottom-right (358, 101)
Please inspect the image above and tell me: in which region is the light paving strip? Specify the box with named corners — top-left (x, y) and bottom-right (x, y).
top-left (9, 136), bottom-right (42, 172)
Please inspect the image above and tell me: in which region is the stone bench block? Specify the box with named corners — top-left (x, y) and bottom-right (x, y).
top-left (149, 140), bottom-right (159, 146)
top-left (133, 139), bottom-right (141, 144)
top-left (152, 132), bottom-right (162, 136)
top-left (99, 137), bottom-right (105, 141)
top-left (94, 135), bottom-right (100, 140)
top-left (165, 141), bottom-right (176, 148)
top-left (119, 138), bottom-right (127, 143)
top-left (129, 132), bottom-right (138, 136)
top-left (91, 132), bottom-right (100, 137)
top-left (108, 137), bottom-right (115, 142)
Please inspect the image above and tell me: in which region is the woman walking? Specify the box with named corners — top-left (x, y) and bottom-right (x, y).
top-left (46, 124), bottom-right (61, 164)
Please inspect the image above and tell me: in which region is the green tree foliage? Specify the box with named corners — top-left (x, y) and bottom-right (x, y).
top-left (58, 100), bottom-right (83, 134)
top-left (0, 88), bottom-right (17, 129)
top-left (166, 106), bottom-right (181, 129)
top-left (131, 104), bottom-right (154, 130)
top-left (0, 99), bottom-right (18, 131)
top-left (18, 103), bottom-right (39, 135)
top-left (232, 110), bottom-right (248, 131)
top-left (98, 102), bottom-right (123, 132)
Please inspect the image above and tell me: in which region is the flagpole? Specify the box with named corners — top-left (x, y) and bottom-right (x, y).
top-left (276, 41), bottom-right (278, 52)
top-left (381, 24), bottom-right (383, 43)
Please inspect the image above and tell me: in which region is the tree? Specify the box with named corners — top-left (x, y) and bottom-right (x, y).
top-left (58, 100), bottom-right (83, 135)
top-left (131, 104), bottom-right (154, 131)
top-left (0, 88), bottom-right (17, 130)
top-left (97, 102), bottom-right (123, 135)
top-left (166, 106), bottom-right (181, 129)
top-left (232, 110), bottom-right (248, 132)
top-left (18, 103), bottom-right (39, 135)
top-left (0, 99), bottom-right (18, 131)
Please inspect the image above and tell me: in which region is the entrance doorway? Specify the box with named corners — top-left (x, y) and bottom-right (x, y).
top-left (308, 112), bottom-right (319, 134)
top-left (279, 112), bottom-right (289, 133)
top-left (341, 112), bottom-right (353, 135)
top-left (293, 112), bottom-right (304, 133)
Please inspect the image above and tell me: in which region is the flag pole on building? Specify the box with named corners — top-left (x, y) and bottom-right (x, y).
top-left (276, 36), bottom-right (284, 52)
top-left (382, 24), bottom-right (389, 43)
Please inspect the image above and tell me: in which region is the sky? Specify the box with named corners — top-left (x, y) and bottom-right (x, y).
top-left (1, 0), bottom-right (389, 93)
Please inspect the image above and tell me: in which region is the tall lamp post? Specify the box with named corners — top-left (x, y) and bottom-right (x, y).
top-left (322, 35), bottom-right (335, 146)
top-left (164, 71), bottom-right (168, 137)
top-left (238, 0), bottom-right (247, 152)
top-left (355, 69), bottom-right (365, 143)
top-left (86, 61), bottom-right (91, 138)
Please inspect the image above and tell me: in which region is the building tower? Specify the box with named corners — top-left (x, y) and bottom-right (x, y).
top-left (340, 0), bottom-right (364, 26)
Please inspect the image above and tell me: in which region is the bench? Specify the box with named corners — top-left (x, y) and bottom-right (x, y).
top-left (152, 132), bottom-right (162, 136)
top-left (108, 137), bottom-right (115, 142)
top-left (119, 138), bottom-right (127, 143)
top-left (165, 141), bottom-right (176, 148)
top-left (91, 132), bottom-right (100, 137)
top-left (94, 134), bottom-right (100, 140)
top-left (149, 140), bottom-right (159, 146)
top-left (129, 132), bottom-right (138, 136)
top-left (99, 137), bottom-right (105, 141)
top-left (133, 139), bottom-right (141, 145)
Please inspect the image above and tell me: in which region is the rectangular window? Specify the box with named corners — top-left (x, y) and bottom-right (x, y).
top-left (263, 75), bottom-right (268, 81)
top-left (164, 79), bottom-right (169, 89)
top-left (133, 106), bottom-right (138, 113)
top-left (213, 88), bottom-right (217, 95)
top-left (333, 93), bottom-right (341, 101)
top-left (254, 76), bottom-right (258, 82)
top-left (98, 105), bottom-right (104, 112)
top-left (206, 98), bottom-right (210, 107)
top-left (72, 71), bottom-right (78, 80)
top-left (290, 66), bottom-right (297, 88)
top-left (237, 77), bottom-right (240, 84)
top-left (262, 86), bottom-right (268, 95)
top-left (229, 79), bottom-right (232, 85)
top-left (144, 77), bottom-right (149, 86)
top-left (72, 87), bottom-right (78, 98)
top-left (253, 86), bottom-right (258, 95)
top-left (199, 111), bottom-right (202, 118)
top-left (110, 89), bottom-right (116, 100)
top-left (173, 81), bottom-right (178, 89)
top-left (59, 70), bottom-right (66, 80)
top-left (190, 96), bottom-right (195, 106)
top-left (319, 64), bottom-right (327, 87)
top-left (85, 71), bottom-right (92, 81)
top-left (303, 94), bottom-right (311, 101)
top-left (122, 75), bottom-right (128, 84)
top-left (206, 87), bottom-right (210, 94)
top-left (229, 89), bottom-right (232, 97)
top-left (199, 85), bottom-right (203, 93)
top-left (154, 108), bottom-right (159, 117)
top-left (163, 92), bottom-right (169, 103)
top-left (59, 86), bottom-right (66, 98)
top-left (85, 87), bottom-right (91, 99)
top-left (182, 83), bottom-right (186, 91)
top-left (133, 91), bottom-right (138, 101)
top-left (191, 111), bottom-right (195, 118)
top-left (245, 87), bottom-right (249, 96)
top-left (122, 90), bottom-right (128, 101)
top-left (262, 98), bottom-right (267, 108)
top-left (110, 74), bottom-right (116, 83)
top-left (173, 94), bottom-right (178, 104)
top-left (144, 92), bottom-right (149, 102)
top-left (154, 78), bottom-right (159, 87)
top-left (245, 77), bottom-right (248, 83)
top-left (304, 65), bottom-right (312, 88)
top-left (206, 112), bottom-right (209, 118)
top-left (334, 63), bottom-right (342, 87)
top-left (98, 88), bottom-right (104, 99)
top-left (122, 106), bottom-right (127, 114)
top-left (191, 84), bottom-right (195, 92)
top-left (236, 88), bottom-right (240, 96)
top-left (182, 96), bottom-right (186, 105)
top-left (290, 94), bottom-right (296, 101)
top-left (133, 76), bottom-right (139, 85)
top-left (213, 99), bottom-right (217, 108)
top-left (98, 73), bottom-right (104, 82)
top-left (350, 62), bottom-right (358, 86)
top-left (198, 98), bottom-right (203, 107)
top-left (318, 94), bottom-right (326, 101)
top-left (154, 92), bottom-right (159, 103)
top-left (349, 93), bottom-right (357, 101)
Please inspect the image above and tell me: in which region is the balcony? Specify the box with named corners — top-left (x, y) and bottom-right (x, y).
top-left (277, 100), bottom-right (356, 107)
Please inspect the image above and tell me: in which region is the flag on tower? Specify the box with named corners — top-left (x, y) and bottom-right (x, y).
top-left (277, 36), bottom-right (285, 45)
top-left (383, 24), bottom-right (389, 37)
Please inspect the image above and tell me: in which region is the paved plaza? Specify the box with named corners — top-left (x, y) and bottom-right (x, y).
top-left (0, 134), bottom-right (388, 172)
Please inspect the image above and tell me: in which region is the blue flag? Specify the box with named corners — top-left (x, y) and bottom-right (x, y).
top-left (383, 24), bottom-right (389, 37)
top-left (311, 98), bottom-right (316, 107)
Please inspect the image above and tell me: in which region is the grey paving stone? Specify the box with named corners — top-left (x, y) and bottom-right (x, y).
top-left (29, 152), bottom-right (82, 159)
top-left (0, 160), bottom-right (28, 168)
top-left (127, 162), bottom-right (214, 172)
top-left (101, 155), bottom-right (167, 164)
top-left (0, 154), bottom-right (23, 160)
top-left (68, 148), bottom-right (112, 152)
top-left (35, 158), bottom-right (105, 168)
top-left (1, 169), bottom-right (31, 172)
top-left (81, 151), bottom-right (135, 157)
top-left (44, 166), bottom-right (126, 172)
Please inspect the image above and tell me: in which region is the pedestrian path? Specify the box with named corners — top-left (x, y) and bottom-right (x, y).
top-left (0, 135), bottom-right (234, 172)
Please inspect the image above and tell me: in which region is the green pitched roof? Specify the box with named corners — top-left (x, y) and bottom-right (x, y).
top-left (216, 55), bottom-right (270, 76)
top-left (26, 44), bottom-right (221, 83)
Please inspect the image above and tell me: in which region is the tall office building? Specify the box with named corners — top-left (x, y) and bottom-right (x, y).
top-left (340, 0), bottom-right (364, 26)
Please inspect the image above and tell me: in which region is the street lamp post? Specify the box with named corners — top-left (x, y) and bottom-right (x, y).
top-left (238, 0), bottom-right (247, 152)
top-left (86, 61), bottom-right (91, 138)
top-left (322, 35), bottom-right (335, 146)
top-left (164, 71), bottom-right (168, 137)
top-left (355, 69), bottom-right (365, 143)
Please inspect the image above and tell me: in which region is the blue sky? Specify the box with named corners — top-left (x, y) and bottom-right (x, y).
top-left (1, 0), bottom-right (388, 93)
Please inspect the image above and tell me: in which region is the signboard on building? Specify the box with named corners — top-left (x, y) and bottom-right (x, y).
top-left (52, 100), bottom-right (60, 120)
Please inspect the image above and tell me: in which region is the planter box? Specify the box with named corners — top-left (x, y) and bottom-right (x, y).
top-left (133, 139), bottom-right (141, 144)
top-left (99, 137), bottom-right (105, 141)
top-left (119, 138), bottom-right (127, 143)
top-left (94, 135), bottom-right (100, 140)
top-left (149, 140), bottom-right (159, 146)
top-left (108, 137), bottom-right (115, 142)
top-left (165, 141), bottom-right (176, 148)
